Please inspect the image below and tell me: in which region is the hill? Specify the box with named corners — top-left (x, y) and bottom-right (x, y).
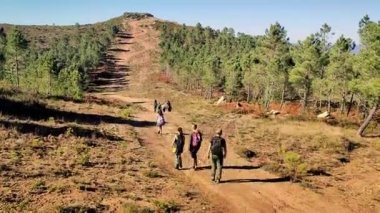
top-left (0, 12), bottom-right (379, 212)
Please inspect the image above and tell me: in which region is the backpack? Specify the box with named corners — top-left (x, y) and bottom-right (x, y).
top-left (211, 136), bottom-right (223, 156)
top-left (175, 134), bottom-right (185, 154)
top-left (191, 132), bottom-right (202, 147)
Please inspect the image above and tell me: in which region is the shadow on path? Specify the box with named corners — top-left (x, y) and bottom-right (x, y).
top-left (220, 176), bottom-right (290, 184)
top-left (195, 165), bottom-right (261, 171)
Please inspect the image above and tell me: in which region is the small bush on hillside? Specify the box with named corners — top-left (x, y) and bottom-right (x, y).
top-left (143, 170), bottom-right (162, 178)
top-left (77, 153), bottom-right (91, 167)
top-left (10, 150), bottom-right (22, 165)
top-left (236, 147), bottom-right (256, 160)
top-left (31, 180), bottom-right (48, 193)
top-left (64, 127), bottom-right (74, 137)
top-left (120, 108), bottom-right (132, 118)
top-left (153, 200), bottom-right (180, 212)
top-left (123, 203), bottom-right (153, 213)
top-left (75, 143), bottom-right (89, 154)
top-left (54, 168), bottom-right (73, 178)
top-left (48, 117), bottom-right (55, 124)
top-left (31, 138), bottom-right (43, 148)
top-left (283, 151), bottom-right (308, 182)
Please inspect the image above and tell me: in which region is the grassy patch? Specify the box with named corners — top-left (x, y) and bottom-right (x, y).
top-left (10, 150), bottom-right (22, 165)
top-left (283, 151), bottom-right (308, 182)
top-left (123, 203), bottom-right (153, 213)
top-left (143, 170), bottom-right (162, 178)
top-left (119, 107), bottom-right (133, 118)
top-left (153, 200), bottom-right (180, 212)
top-left (31, 180), bottom-right (48, 194)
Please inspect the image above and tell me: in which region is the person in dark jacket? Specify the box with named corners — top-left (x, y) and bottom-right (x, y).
top-left (172, 127), bottom-right (185, 170)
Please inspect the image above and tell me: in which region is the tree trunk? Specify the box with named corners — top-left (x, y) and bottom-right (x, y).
top-left (346, 93), bottom-right (354, 117)
top-left (49, 72), bottom-right (52, 95)
top-left (247, 87), bottom-right (251, 103)
top-left (280, 81), bottom-right (286, 110)
top-left (357, 106), bottom-right (377, 137)
top-left (340, 93), bottom-right (346, 114)
top-left (327, 95), bottom-right (331, 113)
top-left (15, 50), bottom-right (19, 88)
top-left (302, 86), bottom-right (309, 112)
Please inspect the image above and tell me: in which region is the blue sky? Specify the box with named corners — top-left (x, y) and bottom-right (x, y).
top-left (1, 0), bottom-right (379, 43)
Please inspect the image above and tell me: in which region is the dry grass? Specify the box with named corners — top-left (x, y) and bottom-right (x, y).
top-left (0, 91), bottom-right (218, 212)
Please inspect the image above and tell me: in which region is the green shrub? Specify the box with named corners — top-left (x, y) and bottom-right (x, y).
top-left (143, 170), bottom-right (162, 178)
top-left (31, 180), bottom-right (48, 193)
top-left (283, 151), bottom-right (308, 182)
top-left (119, 108), bottom-right (132, 118)
top-left (77, 153), bottom-right (91, 167)
top-left (31, 138), bottom-right (43, 148)
top-left (10, 150), bottom-right (22, 165)
top-left (153, 200), bottom-right (180, 211)
top-left (123, 203), bottom-right (153, 213)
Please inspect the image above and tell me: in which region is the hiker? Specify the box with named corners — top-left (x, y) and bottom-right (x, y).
top-left (162, 100), bottom-right (172, 112)
top-left (156, 110), bottom-right (165, 134)
top-left (189, 124), bottom-right (202, 170)
top-left (154, 99), bottom-right (158, 112)
top-left (172, 127), bottom-right (185, 170)
top-left (207, 129), bottom-right (227, 184)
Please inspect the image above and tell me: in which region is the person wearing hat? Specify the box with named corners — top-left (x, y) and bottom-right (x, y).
top-left (207, 128), bottom-right (227, 183)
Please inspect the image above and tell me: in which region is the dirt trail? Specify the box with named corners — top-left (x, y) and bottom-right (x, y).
top-left (97, 18), bottom-right (353, 212)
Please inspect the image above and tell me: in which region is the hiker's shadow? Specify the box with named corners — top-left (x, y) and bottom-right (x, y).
top-left (220, 177), bottom-right (290, 184)
top-left (193, 165), bottom-right (290, 184)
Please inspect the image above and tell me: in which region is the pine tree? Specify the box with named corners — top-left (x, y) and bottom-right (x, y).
top-left (290, 35), bottom-right (322, 110)
top-left (6, 27), bottom-right (28, 87)
top-left (351, 16), bottom-right (380, 136)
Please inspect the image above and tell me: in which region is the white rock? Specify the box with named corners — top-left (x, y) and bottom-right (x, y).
top-left (215, 96), bottom-right (225, 105)
top-left (317, 111), bottom-right (330, 119)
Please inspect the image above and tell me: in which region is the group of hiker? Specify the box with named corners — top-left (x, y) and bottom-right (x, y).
top-left (153, 100), bottom-right (227, 183)
top-left (172, 125), bottom-right (227, 184)
top-left (153, 100), bottom-right (227, 184)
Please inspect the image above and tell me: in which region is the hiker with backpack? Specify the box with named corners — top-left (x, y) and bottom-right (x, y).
top-left (189, 124), bottom-right (202, 170)
top-left (172, 127), bottom-right (185, 170)
top-left (207, 129), bottom-right (227, 184)
top-left (156, 110), bottom-right (165, 134)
